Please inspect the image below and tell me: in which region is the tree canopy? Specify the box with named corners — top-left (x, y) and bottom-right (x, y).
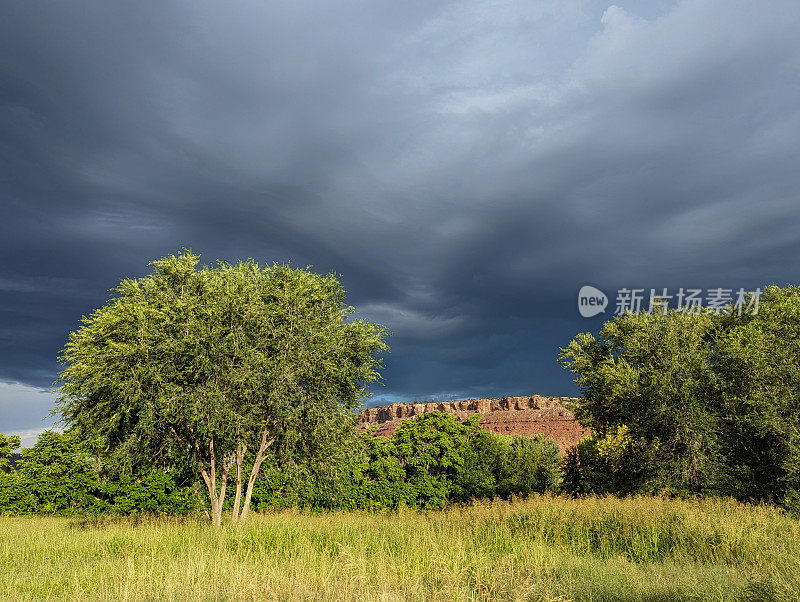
top-left (56, 251), bottom-right (388, 524)
top-left (560, 285), bottom-right (800, 510)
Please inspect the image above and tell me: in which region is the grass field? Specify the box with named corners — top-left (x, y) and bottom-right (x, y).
top-left (1, 495), bottom-right (799, 601)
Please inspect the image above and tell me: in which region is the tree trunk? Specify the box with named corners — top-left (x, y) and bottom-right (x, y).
top-left (200, 468), bottom-right (221, 526)
top-left (239, 429), bottom-right (274, 523)
top-left (231, 443), bottom-right (246, 523)
top-left (200, 438), bottom-right (235, 527)
top-left (170, 428), bottom-right (237, 526)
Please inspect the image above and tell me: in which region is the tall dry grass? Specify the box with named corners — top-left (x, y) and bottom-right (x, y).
top-left (1, 495), bottom-right (798, 601)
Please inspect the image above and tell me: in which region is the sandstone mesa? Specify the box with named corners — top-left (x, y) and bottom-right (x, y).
top-left (358, 395), bottom-right (591, 450)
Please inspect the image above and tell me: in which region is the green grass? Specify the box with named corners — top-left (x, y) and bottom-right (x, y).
top-left (1, 495), bottom-right (799, 601)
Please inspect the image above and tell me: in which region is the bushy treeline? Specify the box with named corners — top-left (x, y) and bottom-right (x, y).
top-left (560, 284), bottom-right (800, 512)
top-left (12, 284), bottom-right (800, 516)
top-left (254, 412), bottom-right (561, 510)
top-left (0, 412), bottom-right (562, 516)
top-left (0, 431), bottom-right (196, 515)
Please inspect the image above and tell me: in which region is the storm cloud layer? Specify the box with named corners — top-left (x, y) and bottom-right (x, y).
top-left (2, 0), bottom-right (800, 442)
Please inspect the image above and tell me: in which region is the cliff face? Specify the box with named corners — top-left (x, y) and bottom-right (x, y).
top-left (358, 395), bottom-right (591, 450)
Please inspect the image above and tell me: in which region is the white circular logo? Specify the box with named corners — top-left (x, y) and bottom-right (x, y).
top-left (578, 285), bottom-right (608, 318)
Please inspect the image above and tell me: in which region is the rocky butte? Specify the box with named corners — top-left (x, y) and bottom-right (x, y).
top-left (358, 395), bottom-right (592, 451)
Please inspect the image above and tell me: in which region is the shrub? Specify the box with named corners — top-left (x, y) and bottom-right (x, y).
top-left (563, 426), bottom-right (661, 497)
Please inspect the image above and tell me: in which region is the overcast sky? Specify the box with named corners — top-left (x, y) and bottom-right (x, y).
top-left (2, 0), bottom-right (800, 446)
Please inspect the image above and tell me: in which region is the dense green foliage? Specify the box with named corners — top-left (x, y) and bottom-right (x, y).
top-left (0, 430), bottom-right (194, 515)
top-left (0, 434), bottom-right (20, 473)
top-left (55, 251), bottom-right (387, 524)
top-left (0, 412), bottom-right (562, 515)
top-left (562, 425), bottom-right (660, 497)
top-left (250, 412), bottom-right (562, 511)
top-left (560, 284), bottom-right (800, 510)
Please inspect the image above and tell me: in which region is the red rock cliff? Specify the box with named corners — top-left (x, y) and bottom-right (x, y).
top-left (358, 395), bottom-right (591, 450)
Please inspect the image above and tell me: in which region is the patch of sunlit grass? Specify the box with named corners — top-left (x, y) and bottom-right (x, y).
top-left (1, 495), bottom-right (798, 600)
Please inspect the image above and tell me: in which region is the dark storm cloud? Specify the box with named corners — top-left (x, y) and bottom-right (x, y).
top-left (2, 0), bottom-right (800, 436)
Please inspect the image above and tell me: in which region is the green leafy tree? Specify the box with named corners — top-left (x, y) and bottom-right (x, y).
top-left (0, 429), bottom-right (196, 516)
top-left (559, 309), bottom-right (722, 495)
top-left (391, 412), bottom-right (481, 508)
top-left (0, 433), bottom-right (23, 515)
top-left (16, 429), bottom-right (104, 514)
top-left (559, 285), bottom-right (800, 507)
top-left (354, 428), bottom-right (411, 509)
top-left (102, 469), bottom-right (195, 515)
top-left (452, 429), bottom-right (506, 501)
top-left (56, 251), bottom-right (387, 525)
top-left (713, 285), bottom-right (800, 509)
top-left (0, 434), bottom-right (20, 473)
top-left (561, 447), bottom-right (586, 497)
top-left (563, 426), bottom-right (659, 496)
top-left (495, 434), bottom-right (562, 497)
top-left (454, 430), bottom-right (562, 501)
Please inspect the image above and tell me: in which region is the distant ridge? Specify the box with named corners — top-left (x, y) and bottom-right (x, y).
top-left (358, 395), bottom-right (591, 450)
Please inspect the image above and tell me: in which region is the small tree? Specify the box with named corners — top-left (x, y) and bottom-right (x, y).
top-left (391, 412), bottom-right (481, 508)
top-left (0, 434), bottom-right (20, 473)
top-left (495, 435), bottom-right (562, 497)
top-left (16, 429), bottom-right (105, 514)
top-left (56, 251), bottom-right (387, 525)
